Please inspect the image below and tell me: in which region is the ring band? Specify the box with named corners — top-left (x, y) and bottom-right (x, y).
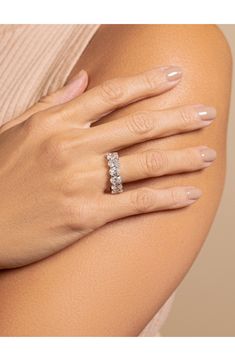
top-left (105, 152), bottom-right (124, 194)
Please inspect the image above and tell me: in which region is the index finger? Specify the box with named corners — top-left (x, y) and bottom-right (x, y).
top-left (53, 65), bottom-right (182, 127)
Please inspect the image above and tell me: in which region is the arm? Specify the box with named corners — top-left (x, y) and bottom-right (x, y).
top-left (0, 25), bottom-right (232, 336)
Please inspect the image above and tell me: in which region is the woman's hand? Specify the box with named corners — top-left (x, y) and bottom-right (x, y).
top-left (0, 66), bottom-right (216, 269)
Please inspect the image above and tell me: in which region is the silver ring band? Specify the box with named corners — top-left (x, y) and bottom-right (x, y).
top-left (105, 152), bottom-right (124, 194)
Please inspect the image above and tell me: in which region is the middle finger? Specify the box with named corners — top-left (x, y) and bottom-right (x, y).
top-left (77, 104), bottom-right (216, 153)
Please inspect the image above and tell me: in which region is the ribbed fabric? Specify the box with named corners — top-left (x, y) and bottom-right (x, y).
top-left (0, 24), bottom-right (99, 125)
top-left (0, 24), bottom-right (174, 336)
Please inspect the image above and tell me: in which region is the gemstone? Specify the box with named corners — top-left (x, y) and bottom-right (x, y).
top-left (109, 167), bottom-right (118, 176)
top-left (111, 184), bottom-right (123, 193)
top-left (106, 153), bottom-right (114, 160)
top-left (108, 159), bottom-right (119, 168)
top-left (110, 176), bottom-right (122, 185)
top-left (106, 152), bottom-right (123, 193)
top-left (106, 152), bottom-right (118, 160)
top-left (111, 183), bottom-right (122, 189)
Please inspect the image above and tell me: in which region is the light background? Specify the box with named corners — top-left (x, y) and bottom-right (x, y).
top-left (162, 25), bottom-right (235, 336)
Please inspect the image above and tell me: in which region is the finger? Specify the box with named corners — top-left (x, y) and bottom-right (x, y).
top-left (96, 186), bottom-right (202, 226)
top-left (81, 105), bottom-right (216, 153)
top-left (119, 146), bottom-right (217, 183)
top-left (53, 65), bottom-right (182, 127)
top-left (0, 70), bottom-right (88, 134)
top-left (40, 69), bottom-right (88, 106)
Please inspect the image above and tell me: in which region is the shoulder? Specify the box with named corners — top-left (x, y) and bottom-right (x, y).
top-left (94, 24), bottom-right (232, 65)
top-left (79, 25), bottom-right (232, 94)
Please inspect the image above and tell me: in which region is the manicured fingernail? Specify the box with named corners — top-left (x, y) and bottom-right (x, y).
top-left (67, 69), bottom-right (87, 86)
top-left (200, 147), bottom-right (217, 163)
top-left (165, 66), bottom-right (183, 81)
top-left (186, 187), bottom-right (202, 201)
top-left (194, 105), bottom-right (217, 121)
top-left (58, 70), bottom-right (88, 103)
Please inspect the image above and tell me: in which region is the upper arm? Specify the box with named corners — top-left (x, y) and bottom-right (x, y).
top-left (0, 25), bottom-right (232, 336)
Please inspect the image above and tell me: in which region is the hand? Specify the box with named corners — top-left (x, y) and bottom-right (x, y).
top-left (0, 66), bottom-right (216, 269)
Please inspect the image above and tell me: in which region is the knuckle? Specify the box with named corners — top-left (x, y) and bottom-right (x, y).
top-left (23, 115), bottom-right (41, 134)
top-left (41, 137), bottom-right (68, 168)
top-left (64, 202), bottom-right (78, 227)
top-left (23, 112), bottom-right (58, 135)
top-left (169, 188), bottom-right (183, 206)
top-left (127, 111), bottom-right (154, 135)
top-left (99, 79), bottom-right (124, 105)
top-left (65, 203), bottom-right (88, 230)
top-left (42, 111), bottom-right (60, 129)
top-left (179, 107), bottom-right (196, 129)
top-left (131, 187), bottom-right (155, 213)
top-left (75, 130), bottom-right (92, 150)
top-left (64, 200), bottom-right (94, 231)
top-left (143, 69), bottom-right (159, 90)
top-left (61, 172), bottom-right (89, 198)
top-left (183, 148), bottom-right (199, 169)
top-left (58, 106), bottom-right (72, 122)
top-left (47, 137), bottom-right (67, 155)
top-left (142, 150), bottom-right (167, 175)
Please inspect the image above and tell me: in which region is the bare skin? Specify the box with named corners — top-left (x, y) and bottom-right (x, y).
top-left (0, 65), bottom-right (212, 269)
top-left (0, 25), bottom-right (232, 336)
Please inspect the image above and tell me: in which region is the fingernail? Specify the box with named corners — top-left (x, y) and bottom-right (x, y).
top-left (194, 105), bottom-right (217, 121)
top-left (58, 70), bottom-right (88, 103)
top-left (67, 69), bottom-right (87, 86)
top-left (165, 66), bottom-right (183, 81)
top-left (186, 187), bottom-right (202, 201)
top-left (200, 146), bottom-right (217, 163)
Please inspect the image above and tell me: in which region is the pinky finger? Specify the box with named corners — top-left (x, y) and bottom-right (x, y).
top-left (99, 186), bottom-right (202, 225)
top-left (0, 70), bottom-right (88, 134)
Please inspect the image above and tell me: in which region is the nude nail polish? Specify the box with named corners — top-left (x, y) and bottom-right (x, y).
top-left (186, 187), bottom-right (202, 201)
top-left (200, 147), bottom-right (217, 163)
top-left (195, 105), bottom-right (217, 121)
top-left (61, 70), bottom-right (87, 102)
top-left (67, 69), bottom-right (87, 86)
top-left (165, 66), bottom-right (183, 81)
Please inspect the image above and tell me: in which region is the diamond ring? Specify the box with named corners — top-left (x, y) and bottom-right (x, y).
top-left (105, 152), bottom-right (123, 194)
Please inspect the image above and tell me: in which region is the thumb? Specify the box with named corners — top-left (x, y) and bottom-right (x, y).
top-left (0, 70), bottom-right (88, 133)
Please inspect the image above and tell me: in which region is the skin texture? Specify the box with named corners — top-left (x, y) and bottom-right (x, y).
top-left (0, 25), bottom-right (232, 336)
top-left (0, 65), bottom-right (214, 269)
top-left (0, 71), bottom-right (90, 268)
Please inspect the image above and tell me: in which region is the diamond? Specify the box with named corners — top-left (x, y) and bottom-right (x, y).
top-left (111, 184), bottom-right (123, 193)
top-left (106, 152), bottom-right (123, 194)
top-left (110, 177), bottom-right (117, 185)
top-left (108, 159), bottom-right (119, 168)
top-left (110, 176), bottom-right (122, 185)
top-left (106, 152), bottom-right (118, 160)
top-left (106, 153), bottom-right (114, 160)
top-left (109, 167), bottom-right (118, 176)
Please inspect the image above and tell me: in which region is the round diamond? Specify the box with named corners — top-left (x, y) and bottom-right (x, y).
top-left (110, 176), bottom-right (122, 185)
top-left (106, 153), bottom-right (114, 160)
top-left (109, 167), bottom-right (118, 176)
top-left (110, 177), bottom-right (117, 185)
top-left (108, 159), bottom-right (119, 168)
top-left (106, 152), bottom-right (118, 161)
top-left (111, 184), bottom-right (123, 193)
